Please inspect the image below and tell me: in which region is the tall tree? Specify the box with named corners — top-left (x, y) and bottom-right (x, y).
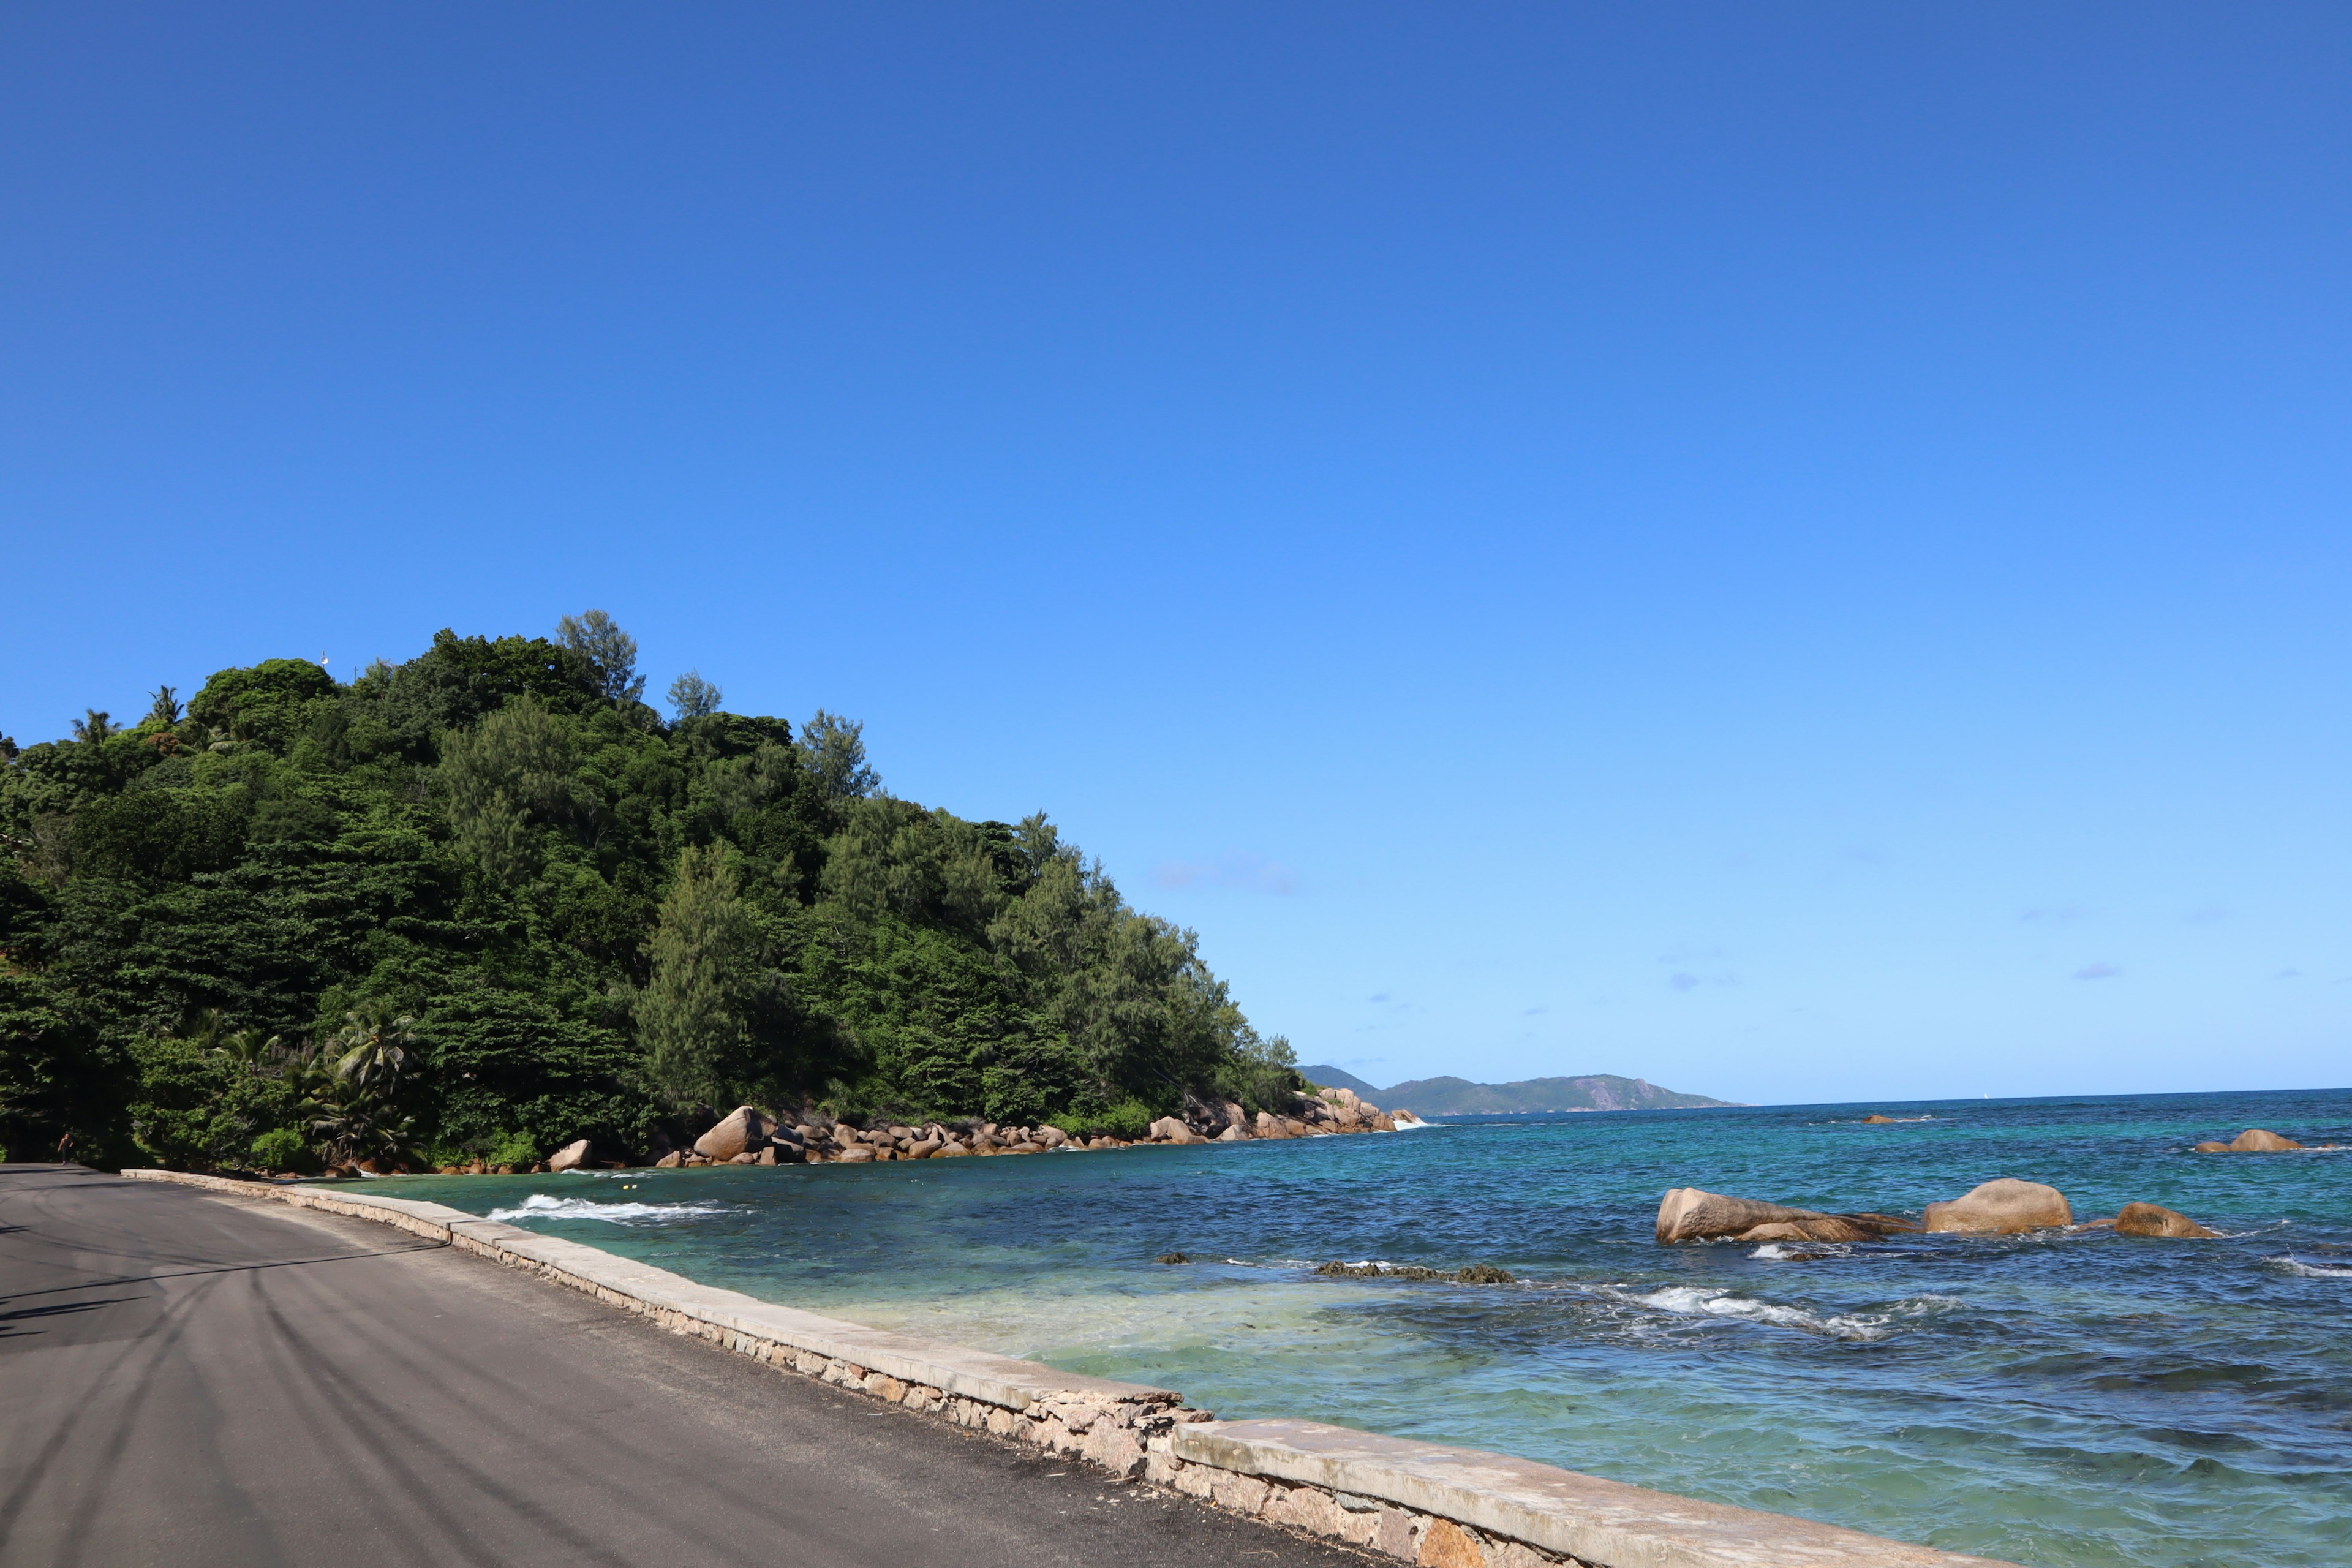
top-left (638, 843), bottom-right (760, 1107)
top-left (802, 710), bottom-right (879, 799)
top-left (555, 609), bottom-right (646, 704)
top-left (668, 670), bottom-right (722, 722)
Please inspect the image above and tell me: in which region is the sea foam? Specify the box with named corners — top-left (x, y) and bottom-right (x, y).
top-left (488, 1193), bottom-right (731, 1226)
top-left (2267, 1255), bottom-right (2352, 1279)
top-left (1623, 1284), bottom-right (1894, 1341)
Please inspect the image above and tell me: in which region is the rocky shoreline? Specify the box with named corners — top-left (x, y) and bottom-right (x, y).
top-left (424, 1085), bottom-right (1423, 1177)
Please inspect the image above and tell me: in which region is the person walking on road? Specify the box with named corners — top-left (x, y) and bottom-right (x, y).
top-left (56, 1128), bottom-right (75, 1165)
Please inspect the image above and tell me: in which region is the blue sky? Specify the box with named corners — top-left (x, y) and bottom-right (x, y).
top-left (4, 4), bottom-right (2346, 1103)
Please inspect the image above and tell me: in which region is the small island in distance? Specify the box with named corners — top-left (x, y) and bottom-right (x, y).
top-left (1301, 1066), bottom-right (1735, 1115)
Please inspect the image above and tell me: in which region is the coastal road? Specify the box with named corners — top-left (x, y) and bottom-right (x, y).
top-left (0, 1165), bottom-right (1364, 1568)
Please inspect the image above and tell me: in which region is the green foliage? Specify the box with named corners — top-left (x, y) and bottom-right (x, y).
top-left (439, 697), bottom-right (574, 886)
top-left (486, 1129), bottom-right (540, 1168)
top-left (668, 670), bottom-right (722, 722)
top-left (1218, 1027), bottom-right (1308, 1116)
top-left (556, 610), bottom-right (646, 705)
top-left (639, 842), bottom-right (765, 1107)
top-left (0, 616), bottom-right (1284, 1168)
top-left (1069, 1098), bottom-right (1155, 1140)
top-left (801, 710), bottom-right (878, 799)
top-left (249, 1127), bottom-right (312, 1172)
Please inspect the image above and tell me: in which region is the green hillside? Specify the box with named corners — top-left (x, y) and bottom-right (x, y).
top-left (0, 617), bottom-right (1303, 1170)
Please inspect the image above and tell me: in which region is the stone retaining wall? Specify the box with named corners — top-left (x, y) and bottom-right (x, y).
top-left (120, 1169), bottom-right (2018, 1568)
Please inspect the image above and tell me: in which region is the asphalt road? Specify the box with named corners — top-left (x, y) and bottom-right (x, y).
top-left (0, 1165), bottom-right (1365, 1568)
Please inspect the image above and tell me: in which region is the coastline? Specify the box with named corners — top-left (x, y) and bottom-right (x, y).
top-left (122, 1167), bottom-right (2018, 1568)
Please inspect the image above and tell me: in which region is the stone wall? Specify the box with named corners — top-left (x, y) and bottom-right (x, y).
top-left (119, 1169), bottom-right (2015, 1568)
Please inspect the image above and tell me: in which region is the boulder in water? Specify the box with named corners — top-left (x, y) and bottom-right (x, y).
top-left (1656, 1188), bottom-right (1918, 1244)
top-left (693, 1106), bottom-right (771, 1161)
top-left (548, 1139), bottom-right (593, 1173)
top-left (2114, 1202), bottom-right (2218, 1238)
top-left (1740, 1216), bottom-right (1875, 1243)
top-left (1861, 1114), bottom-right (1897, 1124)
top-left (2230, 1128), bottom-right (2304, 1152)
top-left (1923, 1178), bottom-right (2071, 1234)
top-left (2193, 1141), bottom-right (2232, 1153)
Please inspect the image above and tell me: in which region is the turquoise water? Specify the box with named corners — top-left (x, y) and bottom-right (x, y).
top-left (374, 1090), bottom-right (2352, 1567)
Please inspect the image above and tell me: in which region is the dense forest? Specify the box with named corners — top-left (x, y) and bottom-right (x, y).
top-left (0, 616), bottom-right (1303, 1170)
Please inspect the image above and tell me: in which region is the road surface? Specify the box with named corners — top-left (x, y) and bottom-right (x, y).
top-left (0, 1164), bottom-right (1364, 1568)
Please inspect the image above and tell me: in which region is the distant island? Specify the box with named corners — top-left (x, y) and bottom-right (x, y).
top-left (1300, 1066), bottom-right (1734, 1114)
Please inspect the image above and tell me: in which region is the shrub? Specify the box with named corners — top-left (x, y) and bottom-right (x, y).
top-left (488, 1129), bottom-right (538, 1167)
top-left (249, 1128), bottom-right (314, 1173)
top-left (1069, 1098), bottom-right (1154, 1140)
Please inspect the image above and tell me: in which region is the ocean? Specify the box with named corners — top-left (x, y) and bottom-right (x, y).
top-left (372, 1087), bottom-right (2352, 1567)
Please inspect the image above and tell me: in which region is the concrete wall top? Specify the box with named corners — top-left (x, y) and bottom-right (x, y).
top-left (1175, 1419), bottom-right (2018, 1568)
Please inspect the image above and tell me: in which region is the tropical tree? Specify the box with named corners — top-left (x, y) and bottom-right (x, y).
top-left (638, 842), bottom-right (762, 1107)
top-left (556, 609), bottom-right (646, 703)
top-left (802, 709), bottom-right (879, 799)
top-left (668, 669), bottom-right (722, 721)
top-left (330, 1007), bottom-right (418, 1093)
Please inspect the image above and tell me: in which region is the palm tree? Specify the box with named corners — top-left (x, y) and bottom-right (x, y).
top-left (72, 709), bottom-right (115, 743)
top-left (301, 1072), bottom-right (418, 1169)
top-left (330, 1007), bottom-right (418, 1093)
top-left (211, 1026), bottom-right (284, 1070)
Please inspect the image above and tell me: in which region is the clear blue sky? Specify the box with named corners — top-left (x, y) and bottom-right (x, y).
top-left (4, 4), bottom-right (2346, 1103)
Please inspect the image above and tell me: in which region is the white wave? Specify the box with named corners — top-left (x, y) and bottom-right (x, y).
top-left (1623, 1284), bottom-right (1893, 1341)
top-left (2267, 1255), bottom-right (2352, 1278)
top-left (1388, 1118), bottom-right (1442, 1131)
top-left (488, 1193), bottom-right (729, 1226)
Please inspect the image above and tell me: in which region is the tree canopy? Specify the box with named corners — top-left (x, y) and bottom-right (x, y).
top-left (0, 617), bottom-right (1300, 1170)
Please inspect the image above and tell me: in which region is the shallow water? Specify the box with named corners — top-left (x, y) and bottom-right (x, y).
top-left (374, 1089), bottom-right (2352, 1567)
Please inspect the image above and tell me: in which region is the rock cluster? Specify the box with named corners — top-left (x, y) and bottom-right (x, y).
top-left (641, 1106), bottom-right (810, 1167)
top-left (781, 1085), bottom-right (1409, 1164)
top-left (1660, 1180), bottom-right (2226, 1244)
top-left (422, 1084), bottom-right (1419, 1178)
top-left (1314, 1261), bottom-right (1517, 1284)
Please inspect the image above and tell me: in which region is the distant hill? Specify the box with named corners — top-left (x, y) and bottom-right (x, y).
top-left (1299, 1065), bottom-right (1384, 1098)
top-left (1300, 1067), bottom-right (1732, 1114)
